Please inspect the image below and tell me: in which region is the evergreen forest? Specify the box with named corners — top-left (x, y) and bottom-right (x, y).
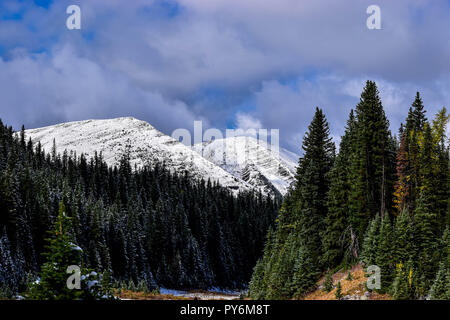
top-left (249, 81), bottom-right (449, 300)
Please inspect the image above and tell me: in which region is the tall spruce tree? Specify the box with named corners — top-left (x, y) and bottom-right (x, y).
top-left (250, 108), bottom-right (334, 300)
top-left (430, 108), bottom-right (450, 232)
top-left (322, 110), bottom-right (356, 267)
top-left (403, 92), bottom-right (428, 214)
top-left (411, 92), bottom-right (427, 131)
top-left (295, 107), bottom-right (335, 268)
top-left (348, 81), bottom-right (394, 245)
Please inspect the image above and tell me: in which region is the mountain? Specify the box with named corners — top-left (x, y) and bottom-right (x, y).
top-left (194, 136), bottom-right (298, 196)
top-left (23, 117), bottom-right (254, 193)
top-left (23, 117), bottom-right (298, 196)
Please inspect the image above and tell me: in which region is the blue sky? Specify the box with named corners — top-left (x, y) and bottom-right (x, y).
top-left (0, 0), bottom-right (449, 153)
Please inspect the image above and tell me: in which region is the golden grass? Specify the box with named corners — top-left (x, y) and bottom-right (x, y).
top-left (302, 264), bottom-right (391, 300)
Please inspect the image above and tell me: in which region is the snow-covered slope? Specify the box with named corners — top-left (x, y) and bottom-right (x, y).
top-left (194, 136), bottom-right (298, 196)
top-left (24, 117), bottom-right (254, 193)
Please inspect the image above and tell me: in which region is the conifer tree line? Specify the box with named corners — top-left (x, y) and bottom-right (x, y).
top-left (0, 119), bottom-right (279, 297)
top-left (249, 81), bottom-right (449, 300)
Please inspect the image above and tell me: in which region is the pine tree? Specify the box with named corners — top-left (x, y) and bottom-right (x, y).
top-left (346, 271), bottom-right (353, 281)
top-left (248, 228), bottom-right (276, 300)
top-left (412, 194), bottom-right (438, 297)
top-left (26, 201), bottom-right (111, 300)
top-left (248, 259), bottom-right (266, 299)
top-left (375, 212), bottom-right (393, 293)
top-left (99, 269), bottom-right (115, 299)
top-left (403, 93), bottom-right (427, 214)
top-left (429, 262), bottom-right (449, 300)
top-left (348, 80), bottom-right (394, 243)
top-left (411, 92), bottom-right (427, 131)
top-left (360, 214), bottom-right (381, 266)
top-left (27, 202), bottom-right (85, 299)
top-left (323, 269), bottom-right (333, 292)
top-left (335, 281), bottom-right (342, 300)
top-left (256, 108), bottom-right (335, 300)
top-left (290, 243), bottom-right (319, 298)
top-left (418, 124), bottom-right (436, 213)
top-left (431, 108), bottom-right (450, 232)
top-left (322, 110), bottom-right (356, 267)
top-left (392, 209), bottom-right (413, 264)
top-left (392, 260), bottom-right (414, 300)
top-left (295, 107), bottom-right (335, 268)
top-left (0, 228), bottom-right (18, 294)
top-left (266, 234), bottom-right (296, 299)
top-left (393, 133), bottom-right (409, 213)
top-left (438, 227), bottom-right (450, 269)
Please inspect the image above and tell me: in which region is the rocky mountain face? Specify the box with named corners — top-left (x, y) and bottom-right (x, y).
top-left (195, 136), bottom-right (298, 196)
top-left (24, 117), bottom-right (298, 196)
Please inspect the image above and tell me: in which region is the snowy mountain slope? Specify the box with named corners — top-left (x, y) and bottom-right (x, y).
top-left (23, 117), bottom-right (254, 193)
top-left (194, 136), bottom-right (298, 196)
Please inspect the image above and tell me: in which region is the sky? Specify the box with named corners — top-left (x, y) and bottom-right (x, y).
top-left (0, 0), bottom-right (449, 153)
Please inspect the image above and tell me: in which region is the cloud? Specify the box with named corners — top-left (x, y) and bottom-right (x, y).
top-left (235, 113), bottom-right (262, 131)
top-left (0, 44), bottom-right (202, 134)
top-left (0, 0), bottom-right (449, 152)
top-left (240, 74), bottom-right (450, 151)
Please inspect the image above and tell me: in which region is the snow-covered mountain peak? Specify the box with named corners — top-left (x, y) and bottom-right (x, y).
top-left (24, 117), bottom-right (255, 194)
top-left (194, 135), bottom-right (298, 196)
top-left (23, 117), bottom-right (298, 196)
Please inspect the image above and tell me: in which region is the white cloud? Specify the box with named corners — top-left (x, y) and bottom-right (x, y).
top-left (0, 0), bottom-right (449, 152)
top-left (246, 74), bottom-right (450, 151)
top-left (235, 112), bottom-right (262, 131)
top-left (0, 44), bottom-right (202, 133)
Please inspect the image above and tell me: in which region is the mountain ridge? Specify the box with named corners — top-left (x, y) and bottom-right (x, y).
top-left (23, 117), bottom-right (298, 196)
top-left (194, 136), bottom-right (298, 196)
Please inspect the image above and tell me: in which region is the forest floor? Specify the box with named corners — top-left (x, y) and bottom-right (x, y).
top-left (117, 264), bottom-right (392, 300)
top-left (117, 288), bottom-right (242, 300)
top-left (302, 264), bottom-right (391, 300)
